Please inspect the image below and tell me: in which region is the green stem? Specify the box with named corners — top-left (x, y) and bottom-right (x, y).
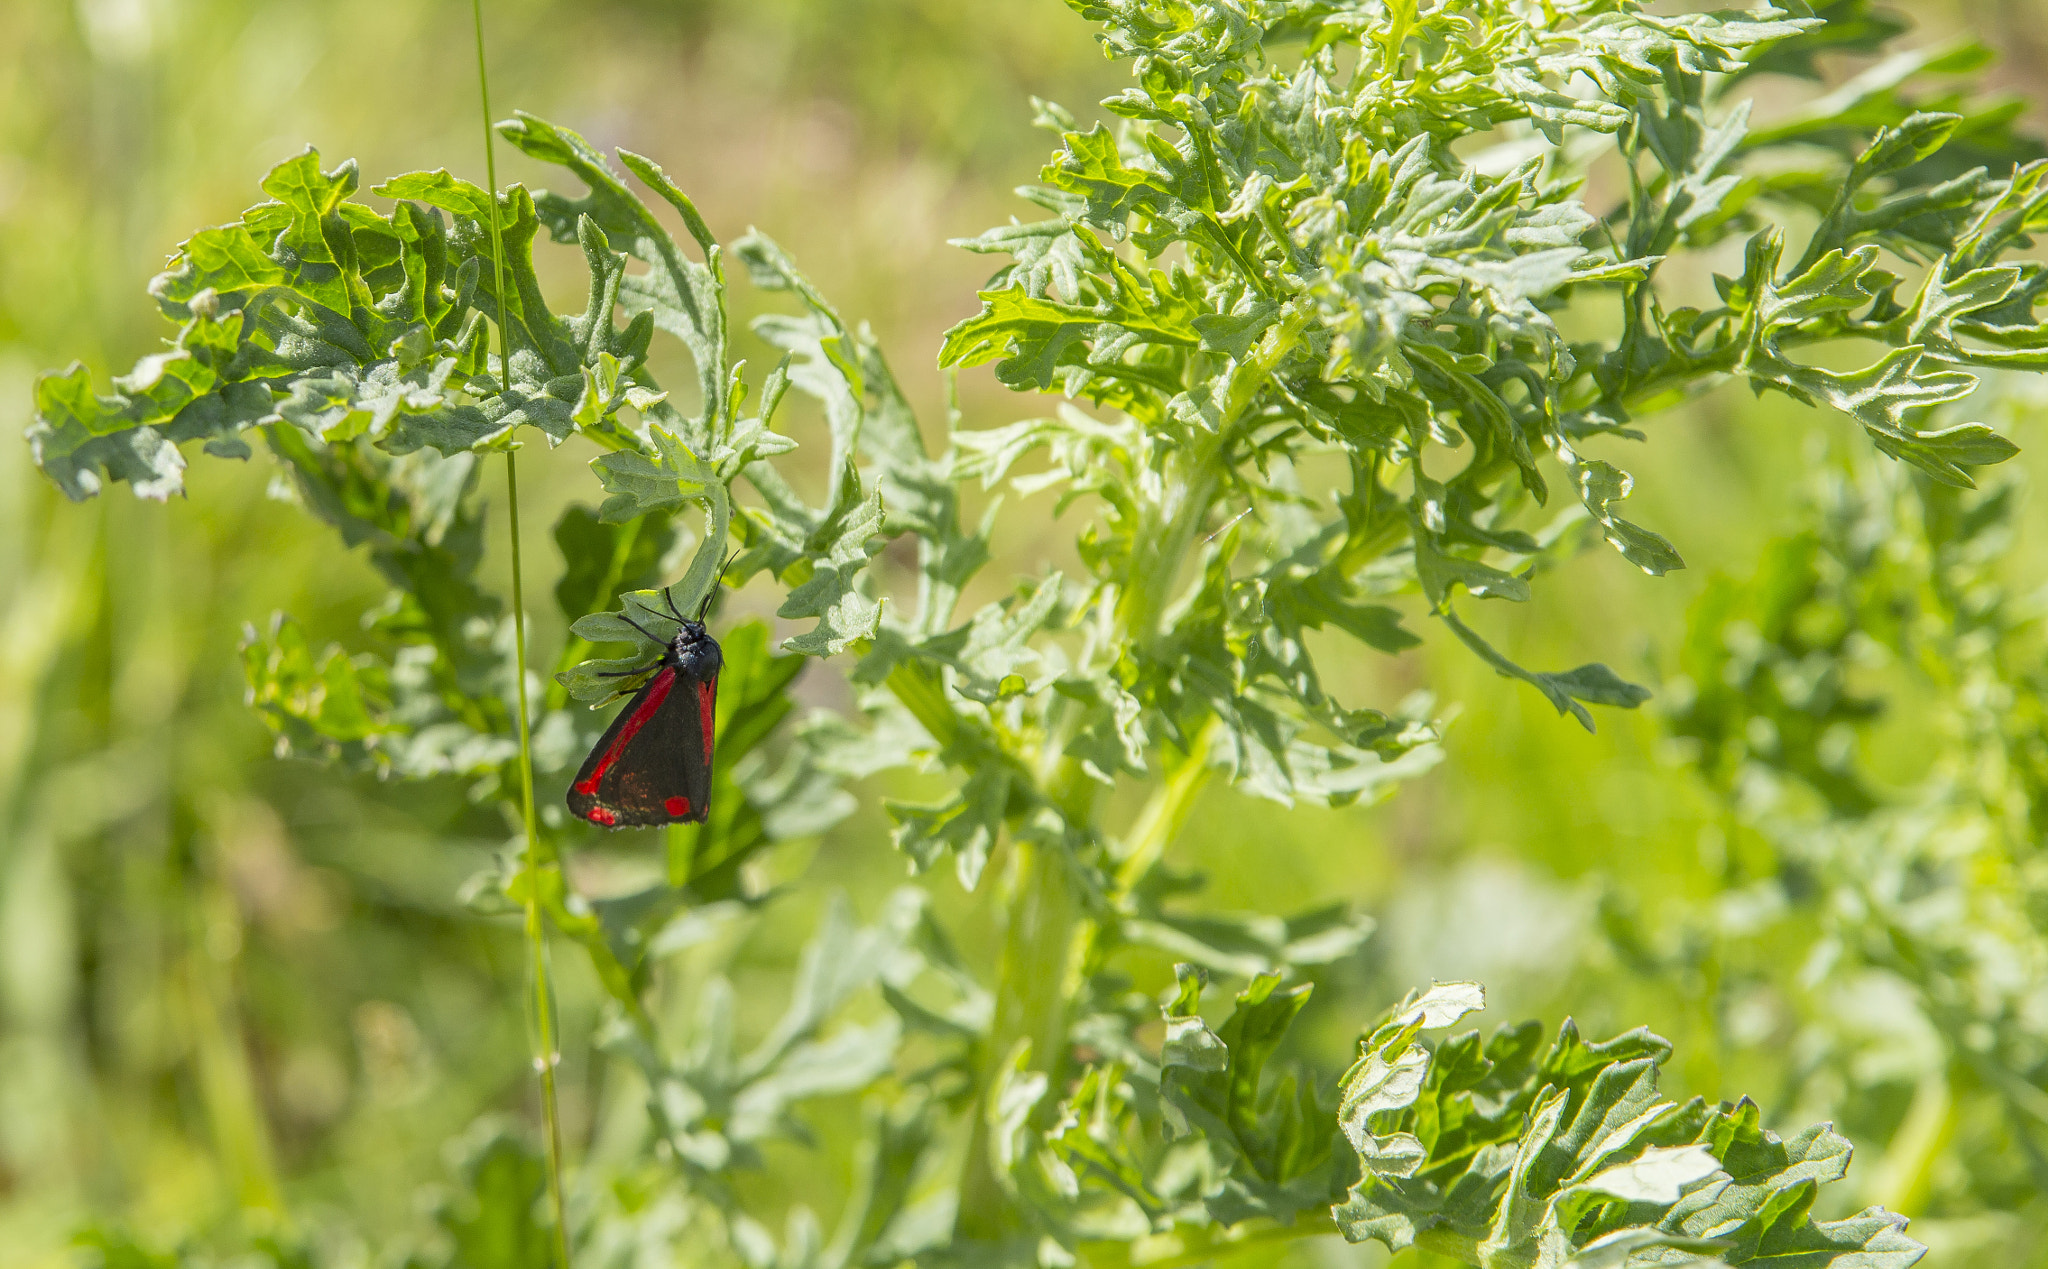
top-left (1861, 1065), bottom-right (1953, 1216)
top-left (955, 820), bottom-right (1087, 1241)
top-left (954, 314), bottom-right (1310, 1239)
top-left (508, 454), bottom-right (572, 1268)
top-left (1050, 724), bottom-right (1222, 1046)
top-left (884, 659), bottom-right (963, 751)
top-left (957, 739), bottom-right (1103, 1240)
top-left (890, 654), bottom-right (1072, 1238)
top-left (471, 3), bottom-right (571, 1264)
top-left (1118, 307), bottom-right (1311, 649)
top-left (1110, 1216), bottom-right (1338, 1269)
top-left (1112, 720), bottom-right (1217, 896)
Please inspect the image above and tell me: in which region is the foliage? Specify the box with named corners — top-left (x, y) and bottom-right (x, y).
top-left (32, 0), bottom-right (2048, 1266)
top-left (1332, 984), bottom-right (1922, 1268)
top-left (1599, 436), bottom-right (2048, 1252)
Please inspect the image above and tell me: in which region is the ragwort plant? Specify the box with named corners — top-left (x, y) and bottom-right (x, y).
top-left (32, 0), bottom-right (2048, 1265)
top-left (1601, 431), bottom-right (2048, 1259)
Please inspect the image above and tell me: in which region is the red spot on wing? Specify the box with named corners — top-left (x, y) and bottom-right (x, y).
top-left (664, 796), bottom-right (690, 816)
top-left (588, 807), bottom-right (616, 826)
top-left (697, 678), bottom-right (717, 763)
top-left (574, 668), bottom-right (677, 796)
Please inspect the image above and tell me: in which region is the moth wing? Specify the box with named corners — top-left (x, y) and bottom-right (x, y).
top-left (687, 668), bottom-right (717, 816)
top-left (567, 666), bottom-right (712, 828)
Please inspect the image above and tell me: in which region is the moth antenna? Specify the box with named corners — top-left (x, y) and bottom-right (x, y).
top-left (618, 610), bottom-right (665, 645)
top-left (660, 587), bottom-right (686, 624)
top-left (697, 549), bottom-right (737, 622)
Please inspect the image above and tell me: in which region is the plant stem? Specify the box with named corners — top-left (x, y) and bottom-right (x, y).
top-left (470, 2), bottom-right (571, 1263)
top-left (955, 825), bottom-right (1086, 1241)
top-left (957, 743), bottom-right (1102, 1240)
top-left (1862, 1066), bottom-right (1954, 1216)
top-left (954, 321), bottom-right (1313, 1239)
top-left (1118, 308), bottom-right (1311, 650)
top-left (508, 453), bottom-right (572, 1267)
top-left (1113, 1215), bottom-right (1338, 1269)
top-left (1113, 720), bottom-right (1217, 896)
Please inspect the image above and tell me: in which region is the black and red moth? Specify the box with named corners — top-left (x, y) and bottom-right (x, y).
top-left (567, 589), bottom-right (722, 829)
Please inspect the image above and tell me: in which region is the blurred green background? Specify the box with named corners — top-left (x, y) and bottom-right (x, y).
top-left (3, 1), bottom-right (2045, 1265)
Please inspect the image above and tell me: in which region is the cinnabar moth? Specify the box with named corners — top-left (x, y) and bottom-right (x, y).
top-left (567, 586), bottom-right (722, 829)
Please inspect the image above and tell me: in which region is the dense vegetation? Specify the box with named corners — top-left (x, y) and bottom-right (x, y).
top-left (5, 1), bottom-right (2046, 1266)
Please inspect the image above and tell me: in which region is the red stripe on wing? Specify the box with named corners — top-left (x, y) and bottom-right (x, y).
top-left (573, 667), bottom-right (677, 796)
top-left (696, 678), bottom-right (717, 763)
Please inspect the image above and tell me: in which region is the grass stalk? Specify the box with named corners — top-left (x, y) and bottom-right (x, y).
top-left (471, 2), bottom-right (571, 1263)
top-left (507, 454), bottom-right (572, 1267)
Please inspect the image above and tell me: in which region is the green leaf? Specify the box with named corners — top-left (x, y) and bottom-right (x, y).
top-left (1851, 111), bottom-right (1963, 183)
top-left (550, 502), bottom-right (682, 625)
top-left (776, 479), bottom-right (886, 657)
top-left (1443, 609), bottom-right (1650, 732)
top-left (633, 894), bottom-right (911, 1176)
top-left (29, 362), bottom-right (198, 501)
top-left (1552, 448), bottom-right (1685, 576)
top-left (29, 129), bottom-right (695, 501)
top-left (1116, 880), bottom-right (1378, 980)
top-left (1334, 989), bottom-right (1926, 1268)
top-left (577, 423), bottom-right (734, 645)
top-left (499, 112), bottom-right (729, 440)
top-left (1040, 125), bottom-right (1259, 279)
top-left (1416, 537), bottom-right (1533, 607)
top-left (427, 1121), bottom-right (556, 1269)
top-left (886, 763), bottom-right (1012, 890)
top-left (1153, 966), bottom-right (1342, 1224)
top-left (591, 424), bottom-right (719, 524)
top-left (240, 612), bottom-right (392, 770)
top-left (952, 219), bottom-right (1089, 303)
top-left (939, 283), bottom-right (1198, 392)
top-left (1766, 348), bottom-right (1998, 486)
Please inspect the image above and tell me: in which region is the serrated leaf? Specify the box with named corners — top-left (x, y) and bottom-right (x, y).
top-left (1578, 1144), bottom-right (1721, 1204)
top-left (1416, 537), bottom-right (1533, 607)
top-left (1335, 993), bottom-right (1925, 1269)
top-left (939, 285), bottom-right (1198, 392)
top-left (886, 763), bottom-right (1011, 890)
top-left (1396, 981), bottom-right (1488, 1031)
top-left (1444, 610), bottom-right (1650, 732)
top-left (590, 424), bottom-right (720, 524)
top-left (1851, 111), bottom-right (1962, 183)
top-left (952, 219), bottom-right (1089, 303)
top-left (776, 485), bottom-right (886, 657)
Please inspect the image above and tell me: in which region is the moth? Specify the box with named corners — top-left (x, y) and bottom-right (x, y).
top-left (567, 586), bottom-right (722, 829)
